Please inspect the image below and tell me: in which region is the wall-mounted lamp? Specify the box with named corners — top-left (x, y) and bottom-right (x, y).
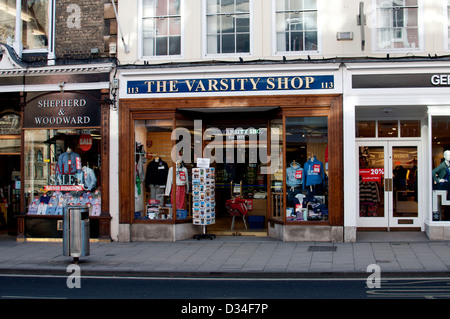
top-left (59, 81), bottom-right (66, 93)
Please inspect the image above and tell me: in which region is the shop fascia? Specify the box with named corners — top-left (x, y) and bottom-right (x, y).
top-left (127, 74), bottom-right (334, 94)
top-left (34, 97), bottom-right (90, 126)
top-left (25, 92), bottom-right (101, 128)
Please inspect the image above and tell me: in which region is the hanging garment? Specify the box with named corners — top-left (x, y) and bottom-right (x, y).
top-left (37, 203), bottom-right (48, 215)
top-left (54, 203), bottom-right (64, 215)
top-left (82, 166), bottom-right (97, 191)
top-left (47, 203), bottom-right (56, 215)
top-left (145, 159), bottom-right (169, 188)
top-left (286, 162), bottom-right (303, 187)
top-left (303, 156), bottom-right (324, 187)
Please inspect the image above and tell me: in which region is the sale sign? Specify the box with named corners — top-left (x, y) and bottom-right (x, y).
top-left (79, 134), bottom-right (93, 151)
top-left (359, 168), bottom-right (384, 182)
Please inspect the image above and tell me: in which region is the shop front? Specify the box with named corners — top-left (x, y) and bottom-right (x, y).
top-left (344, 62), bottom-right (450, 241)
top-left (18, 90), bottom-right (112, 241)
top-left (117, 64), bottom-right (344, 242)
top-left (0, 44), bottom-right (113, 241)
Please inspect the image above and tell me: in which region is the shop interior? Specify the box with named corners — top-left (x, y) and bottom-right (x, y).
top-left (0, 155), bottom-right (20, 235)
top-left (0, 111), bottom-right (21, 236)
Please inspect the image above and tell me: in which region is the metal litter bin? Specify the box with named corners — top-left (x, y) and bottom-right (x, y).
top-left (63, 206), bottom-right (90, 263)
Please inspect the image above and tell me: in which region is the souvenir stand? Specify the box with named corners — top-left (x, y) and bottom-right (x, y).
top-left (192, 159), bottom-right (216, 240)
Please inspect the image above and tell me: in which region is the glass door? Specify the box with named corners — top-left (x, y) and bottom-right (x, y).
top-left (356, 141), bottom-right (420, 230)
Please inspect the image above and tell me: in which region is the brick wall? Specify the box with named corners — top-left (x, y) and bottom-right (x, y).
top-left (55, 0), bottom-right (117, 61)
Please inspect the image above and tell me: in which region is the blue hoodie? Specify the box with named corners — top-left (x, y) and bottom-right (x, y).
top-left (286, 162), bottom-right (303, 187)
top-left (303, 156), bottom-right (324, 187)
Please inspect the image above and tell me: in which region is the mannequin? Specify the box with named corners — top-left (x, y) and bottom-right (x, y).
top-left (433, 150), bottom-right (450, 198)
top-left (145, 155), bottom-right (169, 202)
top-left (165, 160), bottom-right (189, 209)
top-left (286, 160), bottom-right (303, 207)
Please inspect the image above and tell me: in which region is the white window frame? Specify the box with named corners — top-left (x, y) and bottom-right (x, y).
top-left (138, 0), bottom-right (184, 61)
top-left (271, 0), bottom-right (321, 56)
top-left (443, 1), bottom-right (450, 51)
top-left (371, 0), bottom-right (424, 53)
top-left (202, 0), bottom-right (253, 58)
top-left (11, 0), bottom-right (55, 60)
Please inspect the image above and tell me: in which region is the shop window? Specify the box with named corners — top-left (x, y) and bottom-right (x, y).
top-left (378, 120), bottom-right (398, 138)
top-left (24, 129), bottom-right (101, 216)
top-left (356, 120), bottom-right (421, 138)
top-left (356, 120), bottom-right (376, 138)
top-left (0, 113), bottom-right (21, 154)
top-left (431, 116), bottom-right (450, 222)
top-left (141, 0), bottom-right (181, 57)
top-left (400, 120), bottom-right (420, 137)
top-left (135, 119), bottom-right (186, 221)
top-left (275, 0), bottom-right (318, 53)
top-left (285, 116), bottom-right (328, 222)
top-left (205, 0), bottom-right (251, 55)
top-left (0, 113), bottom-right (20, 135)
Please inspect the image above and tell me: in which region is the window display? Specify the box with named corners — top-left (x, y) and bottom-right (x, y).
top-left (285, 117), bottom-right (328, 222)
top-left (24, 129), bottom-right (101, 216)
top-left (135, 119), bottom-right (192, 221)
top-left (431, 116), bottom-right (450, 221)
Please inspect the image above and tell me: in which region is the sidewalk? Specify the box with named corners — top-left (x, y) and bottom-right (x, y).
top-left (0, 232), bottom-right (449, 278)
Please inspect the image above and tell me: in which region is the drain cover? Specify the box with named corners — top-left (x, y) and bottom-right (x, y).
top-left (308, 246), bottom-right (337, 252)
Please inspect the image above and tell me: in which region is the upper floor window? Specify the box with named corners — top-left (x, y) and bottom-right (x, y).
top-left (205, 0), bottom-right (251, 55)
top-left (0, 0), bottom-right (51, 52)
top-left (446, 2), bottom-right (450, 50)
top-left (375, 0), bottom-right (420, 51)
top-left (274, 0), bottom-right (318, 54)
top-left (141, 0), bottom-right (182, 58)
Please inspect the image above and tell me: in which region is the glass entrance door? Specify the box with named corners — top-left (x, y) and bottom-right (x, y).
top-left (356, 141), bottom-right (420, 230)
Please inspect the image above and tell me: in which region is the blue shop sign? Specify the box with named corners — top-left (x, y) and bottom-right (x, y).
top-left (127, 75), bottom-right (334, 94)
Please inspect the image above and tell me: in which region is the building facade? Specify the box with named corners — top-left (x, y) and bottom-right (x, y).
top-left (0, 0), bottom-right (117, 240)
top-left (3, 0), bottom-right (450, 243)
top-left (112, 0), bottom-right (450, 242)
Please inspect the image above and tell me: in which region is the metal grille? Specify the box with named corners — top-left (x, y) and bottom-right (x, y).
top-left (308, 246), bottom-right (337, 252)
